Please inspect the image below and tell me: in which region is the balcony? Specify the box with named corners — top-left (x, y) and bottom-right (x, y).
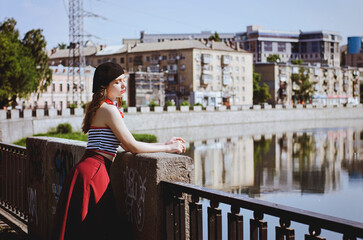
top-left (168, 70), bottom-right (178, 75)
top-left (151, 59), bottom-right (159, 64)
top-left (201, 74), bottom-right (213, 85)
top-left (222, 55), bottom-right (231, 65)
top-left (202, 54), bottom-right (212, 64)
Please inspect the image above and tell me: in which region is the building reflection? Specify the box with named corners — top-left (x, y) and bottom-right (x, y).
top-left (191, 127), bottom-right (363, 196)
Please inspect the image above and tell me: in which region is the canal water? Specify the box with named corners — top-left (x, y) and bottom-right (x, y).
top-left (178, 119), bottom-right (363, 239)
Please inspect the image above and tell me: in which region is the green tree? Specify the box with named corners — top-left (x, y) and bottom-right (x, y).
top-left (266, 54), bottom-right (281, 63)
top-left (253, 72), bottom-right (271, 104)
top-left (57, 42), bottom-right (67, 49)
top-left (0, 18), bottom-right (52, 108)
top-left (208, 32), bottom-right (221, 42)
top-left (291, 67), bottom-right (315, 104)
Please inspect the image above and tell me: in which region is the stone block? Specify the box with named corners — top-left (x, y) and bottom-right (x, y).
top-left (253, 105), bottom-right (261, 110)
top-left (111, 152), bottom-right (193, 240)
top-left (217, 105), bottom-right (227, 111)
top-left (306, 104), bottom-right (313, 109)
top-left (127, 107), bottom-right (137, 114)
top-left (230, 105), bottom-right (239, 111)
top-left (206, 106), bottom-right (215, 111)
top-left (0, 110), bottom-right (7, 120)
top-left (295, 104), bottom-right (303, 109)
top-left (275, 104), bottom-right (283, 109)
top-left (36, 109), bottom-right (45, 118)
top-left (62, 108), bottom-right (70, 117)
top-left (74, 108), bottom-right (84, 116)
top-left (264, 104), bottom-right (272, 110)
top-left (23, 109), bottom-right (32, 118)
top-left (154, 106), bottom-right (163, 112)
top-left (180, 106), bottom-right (189, 112)
top-left (285, 104), bottom-right (293, 109)
top-left (167, 106), bottom-right (176, 112)
top-left (141, 107), bottom-right (150, 113)
top-left (11, 109), bottom-right (20, 119)
top-left (193, 106), bottom-right (202, 112)
top-left (48, 109), bottom-right (57, 117)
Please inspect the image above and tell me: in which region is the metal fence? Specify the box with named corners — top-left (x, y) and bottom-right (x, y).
top-left (0, 142), bottom-right (28, 224)
top-left (162, 181), bottom-right (363, 240)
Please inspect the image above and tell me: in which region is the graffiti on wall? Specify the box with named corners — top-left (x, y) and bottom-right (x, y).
top-left (27, 187), bottom-right (38, 226)
top-left (53, 149), bottom-right (74, 202)
top-left (123, 166), bottom-right (146, 232)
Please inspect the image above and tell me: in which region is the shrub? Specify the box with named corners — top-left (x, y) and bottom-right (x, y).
top-left (164, 100), bottom-right (175, 109)
top-left (180, 100), bottom-right (190, 107)
top-left (56, 123), bottom-right (73, 134)
top-left (68, 103), bottom-right (77, 109)
top-left (132, 133), bottom-right (157, 143)
top-left (148, 99), bottom-right (160, 108)
top-left (193, 103), bottom-right (203, 107)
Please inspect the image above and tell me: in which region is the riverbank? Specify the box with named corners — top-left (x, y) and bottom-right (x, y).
top-left (1, 105), bottom-right (363, 143)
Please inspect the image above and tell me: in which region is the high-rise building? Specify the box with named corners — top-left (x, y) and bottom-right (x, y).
top-left (236, 25), bottom-right (342, 66)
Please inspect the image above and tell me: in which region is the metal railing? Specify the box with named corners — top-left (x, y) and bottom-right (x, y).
top-left (0, 142), bottom-right (28, 224)
top-left (162, 181), bottom-right (363, 240)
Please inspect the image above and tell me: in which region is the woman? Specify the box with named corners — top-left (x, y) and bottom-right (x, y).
top-left (53, 62), bottom-right (185, 239)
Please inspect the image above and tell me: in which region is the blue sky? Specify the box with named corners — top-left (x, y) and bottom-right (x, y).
top-left (1, 0), bottom-right (362, 49)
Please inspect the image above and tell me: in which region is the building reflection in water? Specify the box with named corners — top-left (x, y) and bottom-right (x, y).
top-left (191, 127), bottom-right (363, 197)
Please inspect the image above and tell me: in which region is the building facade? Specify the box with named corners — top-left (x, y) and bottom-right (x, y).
top-left (236, 25), bottom-right (342, 66)
top-left (24, 65), bottom-right (95, 110)
top-left (254, 63), bottom-right (361, 106)
top-left (125, 40), bottom-right (253, 107)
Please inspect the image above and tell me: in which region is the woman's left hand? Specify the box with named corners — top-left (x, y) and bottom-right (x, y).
top-left (165, 137), bottom-right (185, 145)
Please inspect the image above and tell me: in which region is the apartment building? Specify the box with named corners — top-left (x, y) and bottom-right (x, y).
top-left (236, 25), bottom-right (342, 66)
top-left (125, 40), bottom-right (253, 106)
top-left (24, 65), bottom-right (95, 110)
top-left (254, 63), bottom-right (361, 106)
top-left (123, 30), bottom-right (235, 44)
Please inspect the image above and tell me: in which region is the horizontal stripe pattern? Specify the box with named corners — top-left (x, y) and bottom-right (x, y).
top-left (86, 127), bottom-right (120, 156)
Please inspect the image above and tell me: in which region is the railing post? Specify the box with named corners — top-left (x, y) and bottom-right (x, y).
top-left (276, 218), bottom-right (294, 240)
top-left (228, 205), bottom-right (243, 240)
top-left (305, 226), bottom-right (326, 240)
top-left (250, 211), bottom-right (267, 240)
top-left (208, 200), bottom-right (222, 240)
top-left (189, 195), bottom-right (203, 240)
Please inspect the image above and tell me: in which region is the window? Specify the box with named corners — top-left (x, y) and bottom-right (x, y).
top-left (120, 58), bottom-right (124, 63)
top-left (179, 75), bottom-right (185, 82)
top-left (278, 42), bottom-right (286, 52)
top-left (236, 76), bottom-right (239, 82)
top-left (241, 66), bottom-right (245, 72)
top-left (264, 42), bottom-right (272, 52)
top-left (180, 86), bottom-right (185, 94)
top-left (145, 56), bottom-right (150, 62)
top-left (196, 64), bottom-right (200, 71)
top-left (97, 59), bottom-right (102, 64)
top-left (181, 64), bottom-right (186, 70)
top-left (180, 54), bottom-right (185, 60)
top-left (60, 83), bottom-right (63, 92)
top-left (112, 58), bottom-right (116, 63)
top-left (312, 41), bottom-right (319, 53)
top-left (236, 66), bottom-right (239, 73)
top-left (301, 42), bottom-right (307, 53)
top-left (242, 86), bottom-right (245, 92)
top-left (128, 57), bottom-right (132, 63)
top-left (67, 83), bottom-right (70, 92)
top-left (52, 83), bottom-right (55, 92)
top-left (241, 57), bottom-right (245, 62)
top-left (235, 56), bottom-right (239, 61)
top-left (129, 67), bottom-right (133, 72)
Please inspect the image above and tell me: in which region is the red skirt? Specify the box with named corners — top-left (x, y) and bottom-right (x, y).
top-left (52, 150), bottom-right (117, 240)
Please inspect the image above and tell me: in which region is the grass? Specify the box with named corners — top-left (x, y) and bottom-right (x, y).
top-left (13, 132), bottom-right (157, 147)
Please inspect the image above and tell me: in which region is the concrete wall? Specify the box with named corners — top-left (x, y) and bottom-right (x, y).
top-left (1, 105), bottom-right (363, 143)
top-left (26, 137), bottom-right (193, 240)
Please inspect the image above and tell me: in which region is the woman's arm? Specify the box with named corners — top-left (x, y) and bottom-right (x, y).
top-left (104, 106), bottom-right (185, 154)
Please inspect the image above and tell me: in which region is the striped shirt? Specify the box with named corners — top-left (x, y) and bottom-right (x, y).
top-left (86, 127), bottom-right (120, 157)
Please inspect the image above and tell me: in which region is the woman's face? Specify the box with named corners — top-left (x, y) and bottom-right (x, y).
top-left (106, 74), bottom-right (127, 99)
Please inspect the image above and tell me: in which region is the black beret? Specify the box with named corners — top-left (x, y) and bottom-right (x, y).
top-left (92, 62), bottom-right (124, 93)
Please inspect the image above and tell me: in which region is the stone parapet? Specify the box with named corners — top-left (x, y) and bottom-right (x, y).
top-left (26, 137), bottom-right (193, 240)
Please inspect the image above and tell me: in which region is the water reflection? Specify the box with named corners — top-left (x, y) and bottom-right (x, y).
top-left (191, 127), bottom-right (363, 197)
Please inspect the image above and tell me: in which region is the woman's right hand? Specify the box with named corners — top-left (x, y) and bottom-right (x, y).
top-left (168, 140), bottom-right (186, 154)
